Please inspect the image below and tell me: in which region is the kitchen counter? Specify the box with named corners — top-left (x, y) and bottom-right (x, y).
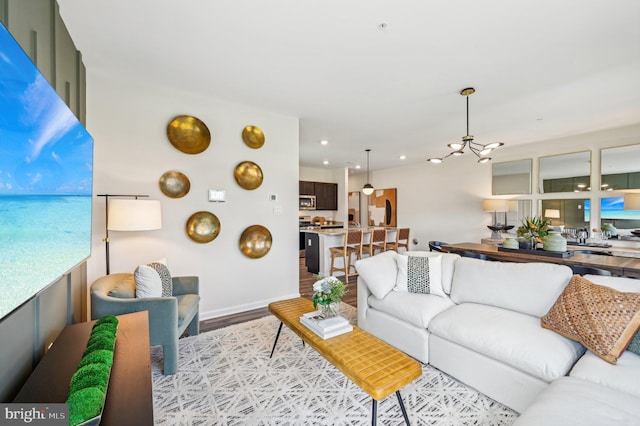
top-left (299, 222), bottom-right (344, 230)
top-left (302, 227), bottom-right (397, 276)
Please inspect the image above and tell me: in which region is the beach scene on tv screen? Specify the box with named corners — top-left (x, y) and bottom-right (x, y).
top-left (0, 24), bottom-right (93, 319)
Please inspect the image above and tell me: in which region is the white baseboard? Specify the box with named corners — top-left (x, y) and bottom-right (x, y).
top-left (199, 292), bottom-right (301, 321)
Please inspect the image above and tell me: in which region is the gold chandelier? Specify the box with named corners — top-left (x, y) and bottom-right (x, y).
top-left (427, 87), bottom-right (504, 164)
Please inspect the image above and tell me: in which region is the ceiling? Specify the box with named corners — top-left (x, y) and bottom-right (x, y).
top-left (57, 0), bottom-right (640, 172)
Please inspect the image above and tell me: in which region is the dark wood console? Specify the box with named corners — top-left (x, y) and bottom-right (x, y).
top-left (443, 242), bottom-right (640, 278)
top-left (14, 311), bottom-right (153, 425)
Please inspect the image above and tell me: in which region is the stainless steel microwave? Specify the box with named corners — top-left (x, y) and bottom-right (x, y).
top-left (299, 195), bottom-right (316, 210)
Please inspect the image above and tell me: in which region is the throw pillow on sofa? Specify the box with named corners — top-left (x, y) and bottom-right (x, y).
top-left (541, 274), bottom-right (640, 364)
top-left (134, 259), bottom-right (172, 298)
top-left (354, 250), bottom-right (398, 299)
top-left (394, 253), bottom-right (445, 297)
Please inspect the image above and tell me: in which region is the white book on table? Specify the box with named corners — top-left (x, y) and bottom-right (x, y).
top-left (301, 311), bottom-right (349, 332)
top-left (300, 317), bottom-right (353, 339)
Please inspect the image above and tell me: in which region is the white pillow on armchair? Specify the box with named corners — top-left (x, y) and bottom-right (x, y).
top-left (134, 258), bottom-right (172, 298)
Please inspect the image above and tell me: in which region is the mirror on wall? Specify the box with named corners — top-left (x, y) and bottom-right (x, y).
top-left (492, 159), bottom-right (532, 195)
top-left (348, 191), bottom-right (361, 227)
top-left (601, 144), bottom-right (640, 191)
top-left (368, 188), bottom-right (397, 227)
top-left (505, 199), bottom-right (532, 228)
top-left (540, 199), bottom-right (589, 231)
top-left (539, 151), bottom-right (591, 193)
top-left (597, 196), bottom-right (640, 231)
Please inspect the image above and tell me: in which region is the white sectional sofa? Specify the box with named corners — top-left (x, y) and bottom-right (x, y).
top-left (355, 250), bottom-right (640, 423)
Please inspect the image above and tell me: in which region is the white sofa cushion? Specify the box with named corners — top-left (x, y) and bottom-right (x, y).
top-left (368, 291), bottom-right (455, 329)
top-left (513, 377), bottom-right (640, 426)
top-left (450, 257), bottom-right (572, 317)
top-left (354, 250), bottom-right (398, 299)
top-left (583, 274), bottom-right (640, 292)
top-left (429, 303), bottom-right (585, 382)
top-left (570, 350), bottom-right (640, 399)
top-left (394, 253), bottom-right (446, 297)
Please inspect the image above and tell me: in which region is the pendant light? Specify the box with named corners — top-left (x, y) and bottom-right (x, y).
top-left (427, 87), bottom-right (504, 164)
top-left (362, 149), bottom-right (374, 195)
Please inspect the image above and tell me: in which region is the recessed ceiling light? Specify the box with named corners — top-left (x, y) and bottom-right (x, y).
top-left (355, 165), bottom-right (361, 169)
top-left (399, 155), bottom-right (406, 160)
top-left (320, 140), bottom-right (328, 145)
top-left (323, 160), bottom-right (329, 165)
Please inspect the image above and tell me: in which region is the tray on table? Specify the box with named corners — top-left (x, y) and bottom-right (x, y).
top-left (498, 246), bottom-right (574, 258)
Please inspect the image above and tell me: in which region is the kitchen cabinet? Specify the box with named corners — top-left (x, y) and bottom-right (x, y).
top-left (299, 181), bottom-right (337, 210)
top-left (299, 181), bottom-right (315, 195)
top-left (315, 182), bottom-right (337, 210)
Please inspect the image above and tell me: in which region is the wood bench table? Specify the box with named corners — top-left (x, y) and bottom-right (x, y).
top-left (14, 312), bottom-right (153, 426)
top-left (268, 297), bottom-right (422, 426)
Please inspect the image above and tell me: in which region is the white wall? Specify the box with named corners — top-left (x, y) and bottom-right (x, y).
top-left (349, 123), bottom-right (640, 251)
top-left (86, 70), bottom-right (300, 319)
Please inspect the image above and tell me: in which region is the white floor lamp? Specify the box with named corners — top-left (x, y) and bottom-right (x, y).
top-left (97, 194), bottom-right (162, 274)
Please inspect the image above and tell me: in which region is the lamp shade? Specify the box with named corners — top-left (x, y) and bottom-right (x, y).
top-left (624, 193), bottom-right (640, 210)
top-left (108, 199), bottom-right (162, 231)
top-left (362, 183), bottom-right (374, 195)
top-left (544, 209), bottom-right (560, 219)
top-left (482, 199), bottom-right (509, 212)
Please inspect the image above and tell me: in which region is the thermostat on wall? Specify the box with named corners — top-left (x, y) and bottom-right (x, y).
top-left (208, 189), bottom-right (226, 202)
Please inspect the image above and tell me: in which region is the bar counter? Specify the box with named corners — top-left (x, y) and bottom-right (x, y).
top-left (303, 227), bottom-right (397, 277)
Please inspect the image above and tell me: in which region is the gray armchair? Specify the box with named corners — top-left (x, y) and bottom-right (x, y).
top-left (90, 273), bottom-right (200, 375)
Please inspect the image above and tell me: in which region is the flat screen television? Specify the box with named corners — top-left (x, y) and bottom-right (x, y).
top-left (0, 23), bottom-right (93, 321)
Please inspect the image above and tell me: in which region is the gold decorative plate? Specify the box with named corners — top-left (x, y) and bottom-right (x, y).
top-left (186, 211), bottom-right (220, 243)
top-left (159, 170), bottom-right (191, 198)
top-left (242, 125), bottom-right (265, 149)
top-left (239, 225), bottom-right (272, 258)
top-left (234, 161), bottom-right (263, 190)
top-left (166, 115), bottom-right (211, 154)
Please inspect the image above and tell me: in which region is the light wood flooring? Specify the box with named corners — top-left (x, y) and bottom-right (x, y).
top-left (200, 255), bottom-right (358, 333)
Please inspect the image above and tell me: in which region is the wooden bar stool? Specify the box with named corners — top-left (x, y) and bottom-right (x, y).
top-left (362, 228), bottom-right (387, 258)
top-left (386, 228), bottom-right (410, 253)
top-left (329, 230), bottom-right (363, 283)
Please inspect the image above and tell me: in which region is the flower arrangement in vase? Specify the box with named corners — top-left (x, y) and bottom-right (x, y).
top-left (312, 275), bottom-right (347, 318)
top-left (516, 216), bottom-right (549, 248)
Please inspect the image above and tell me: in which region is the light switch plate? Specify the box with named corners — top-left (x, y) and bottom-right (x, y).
top-left (208, 189), bottom-right (226, 202)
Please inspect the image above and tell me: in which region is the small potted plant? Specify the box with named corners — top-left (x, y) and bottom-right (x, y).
top-left (516, 216), bottom-right (549, 249)
top-left (312, 276), bottom-right (347, 318)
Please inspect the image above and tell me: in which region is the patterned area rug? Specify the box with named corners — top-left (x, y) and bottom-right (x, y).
top-left (151, 304), bottom-right (518, 425)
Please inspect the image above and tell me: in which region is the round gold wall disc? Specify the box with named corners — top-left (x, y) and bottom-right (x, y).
top-left (242, 125), bottom-right (265, 149)
top-left (159, 170), bottom-right (191, 198)
top-left (239, 225), bottom-right (272, 258)
top-left (166, 115), bottom-right (211, 154)
top-left (186, 211), bottom-right (220, 243)
top-left (234, 161), bottom-right (263, 190)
